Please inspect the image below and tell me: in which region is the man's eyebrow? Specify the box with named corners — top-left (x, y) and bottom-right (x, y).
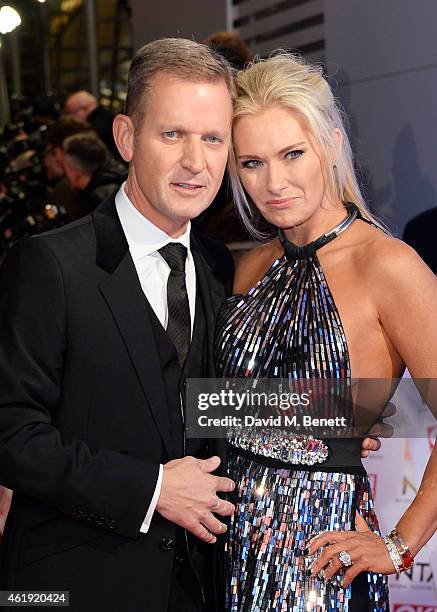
top-left (158, 125), bottom-right (185, 132)
top-left (237, 141), bottom-right (307, 159)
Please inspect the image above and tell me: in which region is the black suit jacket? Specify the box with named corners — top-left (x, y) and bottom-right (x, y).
top-left (0, 194), bottom-right (233, 611)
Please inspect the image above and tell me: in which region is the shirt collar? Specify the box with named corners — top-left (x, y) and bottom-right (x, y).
top-left (115, 181), bottom-right (191, 262)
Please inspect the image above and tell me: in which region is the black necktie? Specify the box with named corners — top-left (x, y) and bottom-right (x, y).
top-left (159, 243), bottom-right (191, 366)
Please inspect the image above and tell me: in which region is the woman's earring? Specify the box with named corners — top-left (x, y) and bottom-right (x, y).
top-left (332, 164), bottom-right (340, 194)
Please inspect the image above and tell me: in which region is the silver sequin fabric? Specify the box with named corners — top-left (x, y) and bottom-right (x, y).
top-left (215, 230), bottom-right (390, 611)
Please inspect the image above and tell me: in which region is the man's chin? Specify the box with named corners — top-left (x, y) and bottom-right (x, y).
top-left (159, 205), bottom-right (208, 237)
top-left (173, 200), bottom-right (212, 221)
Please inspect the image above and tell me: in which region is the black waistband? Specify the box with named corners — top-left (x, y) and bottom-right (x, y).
top-left (228, 437), bottom-right (366, 476)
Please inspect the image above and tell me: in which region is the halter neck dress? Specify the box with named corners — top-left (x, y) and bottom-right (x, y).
top-left (215, 204), bottom-right (390, 611)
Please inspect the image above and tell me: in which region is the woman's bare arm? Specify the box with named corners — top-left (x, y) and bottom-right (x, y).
top-left (374, 238), bottom-right (437, 553)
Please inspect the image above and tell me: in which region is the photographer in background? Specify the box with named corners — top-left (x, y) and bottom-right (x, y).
top-left (64, 90), bottom-right (118, 158)
top-left (62, 132), bottom-right (126, 214)
top-left (44, 115), bottom-right (95, 221)
top-left (0, 117), bottom-right (67, 260)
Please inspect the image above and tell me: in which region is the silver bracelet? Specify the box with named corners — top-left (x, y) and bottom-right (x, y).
top-left (384, 536), bottom-right (403, 574)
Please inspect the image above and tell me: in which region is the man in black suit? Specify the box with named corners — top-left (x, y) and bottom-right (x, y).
top-left (0, 38), bottom-right (236, 611)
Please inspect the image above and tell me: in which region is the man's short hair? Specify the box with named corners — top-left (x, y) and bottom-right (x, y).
top-left (47, 116), bottom-right (93, 148)
top-left (125, 37), bottom-right (236, 126)
top-left (63, 132), bottom-right (109, 175)
top-left (204, 31), bottom-right (252, 70)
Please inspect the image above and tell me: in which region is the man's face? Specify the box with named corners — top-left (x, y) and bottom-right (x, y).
top-left (121, 72), bottom-right (233, 236)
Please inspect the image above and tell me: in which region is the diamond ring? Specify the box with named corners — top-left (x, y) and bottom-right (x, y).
top-left (338, 550), bottom-right (353, 567)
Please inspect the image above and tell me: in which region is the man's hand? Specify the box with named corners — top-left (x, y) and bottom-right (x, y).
top-left (0, 486), bottom-right (12, 539)
top-left (360, 437), bottom-right (381, 458)
top-left (156, 455), bottom-right (235, 544)
top-left (361, 401), bottom-right (396, 457)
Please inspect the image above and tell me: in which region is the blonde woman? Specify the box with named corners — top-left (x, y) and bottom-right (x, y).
top-left (215, 53), bottom-right (437, 610)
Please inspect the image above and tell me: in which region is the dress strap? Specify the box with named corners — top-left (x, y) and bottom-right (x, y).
top-left (278, 202), bottom-right (358, 261)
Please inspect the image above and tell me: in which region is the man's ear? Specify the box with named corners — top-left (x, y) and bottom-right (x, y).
top-left (113, 114), bottom-right (135, 162)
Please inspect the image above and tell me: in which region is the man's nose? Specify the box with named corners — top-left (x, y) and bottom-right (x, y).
top-left (266, 164), bottom-right (287, 194)
top-left (181, 140), bottom-right (206, 174)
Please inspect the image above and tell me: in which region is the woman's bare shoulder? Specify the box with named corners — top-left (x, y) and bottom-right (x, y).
top-left (352, 223), bottom-right (437, 291)
top-left (233, 238), bottom-right (283, 295)
top-left (353, 224), bottom-right (437, 379)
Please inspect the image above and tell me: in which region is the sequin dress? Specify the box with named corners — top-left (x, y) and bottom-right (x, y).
top-left (215, 206), bottom-right (390, 611)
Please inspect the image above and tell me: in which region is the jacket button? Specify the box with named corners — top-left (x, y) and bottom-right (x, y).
top-left (160, 537), bottom-right (175, 551)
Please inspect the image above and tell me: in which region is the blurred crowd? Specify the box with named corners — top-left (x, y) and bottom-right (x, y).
top-left (0, 91), bottom-right (126, 263)
top-left (0, 32), bottom-right (259, 265)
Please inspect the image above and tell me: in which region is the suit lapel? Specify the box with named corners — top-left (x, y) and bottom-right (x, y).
top-left (190, 233), bottom-right (227, 377)
top-left (190, 232), bottom-right (230, 471)
top-left (93, 195), bottom-right (174, 457)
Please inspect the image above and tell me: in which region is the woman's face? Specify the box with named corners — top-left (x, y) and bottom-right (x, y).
top-left (233, 105), bottom-right (334, 230)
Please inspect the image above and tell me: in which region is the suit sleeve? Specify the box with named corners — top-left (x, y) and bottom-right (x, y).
top-left (0, 238), bottom-right (159, 539)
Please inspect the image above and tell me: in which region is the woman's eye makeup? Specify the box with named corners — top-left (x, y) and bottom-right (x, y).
top-left (240, 149), bottom-right (304, 169)
top-left (285, 149), bottom-right (304, 159)
top-left (241, 159), bottom-right (263, 169)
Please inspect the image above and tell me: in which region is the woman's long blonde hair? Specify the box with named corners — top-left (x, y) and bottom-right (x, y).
top-left (229, 52), bottom-right (386, 238)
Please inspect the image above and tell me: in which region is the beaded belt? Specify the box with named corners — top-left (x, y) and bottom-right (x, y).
top-left (227, 427), bottom-right (329, 466)
top-left (227, 428), bottom-right (365, 469)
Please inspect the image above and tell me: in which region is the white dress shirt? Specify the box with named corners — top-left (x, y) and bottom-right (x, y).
top-left (115, 182), bottom-right (196, 533)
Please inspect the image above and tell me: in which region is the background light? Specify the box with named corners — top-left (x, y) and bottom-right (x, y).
top-left (0, 6), bottom-right (21, 34)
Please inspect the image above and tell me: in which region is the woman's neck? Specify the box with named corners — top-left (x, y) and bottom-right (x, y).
top-left (282, 203), bottom-right (348, 246)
